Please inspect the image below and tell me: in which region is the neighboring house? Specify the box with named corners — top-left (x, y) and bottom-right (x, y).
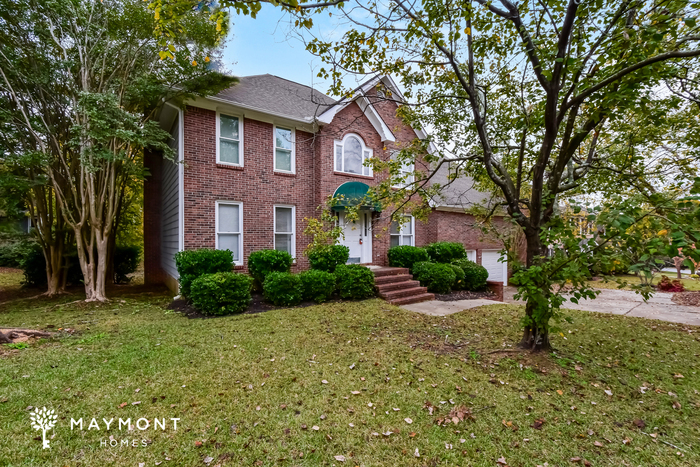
top-left (144, 74), bottom-right (510, 293)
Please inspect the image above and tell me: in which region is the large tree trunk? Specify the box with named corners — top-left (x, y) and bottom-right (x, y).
top-left (519, 226), bottom-right (553, 351)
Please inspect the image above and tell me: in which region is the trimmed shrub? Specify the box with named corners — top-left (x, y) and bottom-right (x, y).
top-left (335, 264), bottom-right (375, 300)
top-left (174, 249), bottom-right (233, 298)
top-left (449, 264), bottom-right (466, 290)
top-left (387, 245), bottom-right (429, 272)
top-left (263, 272), bottom-right (304, 306)
top-left (425, 242), bottom-right (466, 263)
top-left (190, 272), bottom-right (253, 315)
top-left (453, 259), bottom-right (489, 291)
top-left (248, 249), bottom-right (294, 286)
top-left (114, 245), bottom-right (141, 284)
top-left (308, 245), bottom-right (350, 272)
top-left (412, 261), bottom-right (456, 294)
top-left (300, 269), bottom-right (336, 303)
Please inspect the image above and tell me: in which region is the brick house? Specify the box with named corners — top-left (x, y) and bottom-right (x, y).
top-left (144, 74), bottom-right (511, 294)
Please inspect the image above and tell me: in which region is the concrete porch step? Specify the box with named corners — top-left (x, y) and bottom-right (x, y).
top-left (389, 293), bottom-right (436, 306)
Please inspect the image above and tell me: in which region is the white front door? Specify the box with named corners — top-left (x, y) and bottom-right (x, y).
top-left (339, 210), bottom-right (372, 264)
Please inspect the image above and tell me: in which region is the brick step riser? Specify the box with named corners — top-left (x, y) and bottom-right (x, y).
top-left (372, 268), bottom-right (409, 278)
top-left (376, 280), bottom-right (420, 293)
top-left (374, 274), bottom-right (413, 285)
top-left (378, 287), bottom-right (429, 300)
top-left (389, 293), bottom-right (435, 305)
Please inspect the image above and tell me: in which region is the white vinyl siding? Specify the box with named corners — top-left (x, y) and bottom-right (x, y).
top-left (217, 113), bottom-right (243, 166)
top-left (390, 215), bottom-right (414, 247)
top-left (274, 126), bottom-right (295, 173)
top-left (216, 201), bottom-right (243, 265)
top-left (161, 115), bottom-right (181, 279)
top-left (274, 205), bottom-right (295, 257)
top-left (334, 134), bottom-right (372, 176)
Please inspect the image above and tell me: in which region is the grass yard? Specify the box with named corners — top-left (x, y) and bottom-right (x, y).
top-left (588, 275), bottom-right (700, 292)
top-left (1, 273), bottom-right (699, 466)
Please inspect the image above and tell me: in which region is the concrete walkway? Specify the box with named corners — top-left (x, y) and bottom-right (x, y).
top-left (401, 287), bottom-right (700, 326)
top-left (504, 286), bottom-right (700, 326)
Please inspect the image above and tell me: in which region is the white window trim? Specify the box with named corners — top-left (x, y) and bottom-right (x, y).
top-left (273, 125), bottom-right (295, 174)
top-left (391, 151), bottom-right (415, 188)
top-left (216, 112), bottom-right (244, 167)
top-left (334, 133), bottom-right (373, 177)
top-left (390, 215), bottom-right (415, 247)
top-left (273, 204), bottom-right (296, 259)
top-left (215, 200), bottom-right (244, 265)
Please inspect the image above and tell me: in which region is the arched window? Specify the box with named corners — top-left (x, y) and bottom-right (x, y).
top-left (334, 134), bottom-right (373, 176)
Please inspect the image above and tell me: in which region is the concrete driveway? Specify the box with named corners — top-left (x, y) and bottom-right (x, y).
top-left (401, 287), bottom-right (700, 327)
top-left (504, 286), bottom-right (700, 326)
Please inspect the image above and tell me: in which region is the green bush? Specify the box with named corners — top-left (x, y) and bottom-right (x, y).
top-left (0, 239), bottom-right (36, 268)
top-left (412, 261), bottom-right (456, 294)
top-left (335, 264), bottom-right (375, 300)
top-left (174, 249), bottom-right (233, 298)
top-left (387, 245), bottom-right (429, 272)
top-left (453, 259), bottom-right (489, 291)
top-left (19, 243), bottom-right (48, 287)
top-left (248, 249), bottom-right (294, 286)
top-left (449, 263), bottom-right (466, 290)
top-left (307, 245), bottom-right (350, 272)
top-left (425, 242), bottom-right (467, 263)
top-left (190, 272), bottom-right (253, 315)
top-left (114, 245), bottom-right (141, 284)
top-left (300, 269), bottom-right (336, 303)
top-left (263, 272), bottom-right (304, 306)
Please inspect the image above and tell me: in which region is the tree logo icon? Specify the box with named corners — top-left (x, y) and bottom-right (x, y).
top-left (29, 407), bottom-right (58, 449)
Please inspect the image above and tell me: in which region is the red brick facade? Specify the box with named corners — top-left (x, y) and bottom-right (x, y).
top-left (143, 88), bottom-right (510, 286)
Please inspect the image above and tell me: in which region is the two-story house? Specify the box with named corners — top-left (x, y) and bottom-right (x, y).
top-left (143, 74), bottom-right (509, 294)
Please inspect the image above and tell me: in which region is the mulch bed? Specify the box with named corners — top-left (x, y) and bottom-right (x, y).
top-left (671, 291), bottom-right (700, 307)
top-left (0, 267), bottom-right (22, 274)
top-left (434, 290), bottom-right (496, 302)
top-left (167, 293), bottom-right (338, 319)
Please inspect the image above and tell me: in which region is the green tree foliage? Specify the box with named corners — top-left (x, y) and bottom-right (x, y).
top-left (0, 0), bottom-right (235, 300)
top-left (296, 0), bottom-right (700, 349)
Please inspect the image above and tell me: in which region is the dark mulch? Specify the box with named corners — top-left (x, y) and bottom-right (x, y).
top-left (672, 291), bottom-right (700, 307)
top-left (434, 289), bottom-right (496, 301)
top-left (167, 293), bottom-right (336, 319)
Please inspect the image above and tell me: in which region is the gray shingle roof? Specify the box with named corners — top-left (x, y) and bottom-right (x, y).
top-left (213, 74), bottom-right (337, 123)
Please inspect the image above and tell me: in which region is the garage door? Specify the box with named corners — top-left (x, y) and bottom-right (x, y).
top-left (466, 250), bottom-right (476, 262)
top-left (481, 250), bottom-right (507, 284)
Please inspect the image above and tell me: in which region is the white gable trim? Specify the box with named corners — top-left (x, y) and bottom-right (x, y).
top-left (357, 96), bottom-right (395, 143)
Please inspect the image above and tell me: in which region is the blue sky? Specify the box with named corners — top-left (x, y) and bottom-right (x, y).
top-left (221, 5), bottom-right (342, 94)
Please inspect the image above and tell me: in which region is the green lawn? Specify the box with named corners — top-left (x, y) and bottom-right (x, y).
top-left (1, 273), bottom-right (699, 466)
top-left (588, 274), bottom-right (700, 292)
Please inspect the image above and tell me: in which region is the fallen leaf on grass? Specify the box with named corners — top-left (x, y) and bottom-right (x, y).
top-left (351, 391), bottom-right (361, 395)
top-left (672, 401), bottom-right (682, 410)
top-left (414, 448), bottom-right (420, 457)
top-left (333, 455), bottom-right (346, 462)
top-left (570, 457), bottom-right (582, 463)
top-left (594, 441), bottom-right (603, 447)
top-left (496, 457), bottom-right (507, 466)
top-left (435, 406), bottom-right (474, 426)
top-left (119, 402), bottom-right (127, 408)
top-left (531, 418), bottom-right (545, 430)
top-left (404, 418), bottom-right (413, 424)
top-left (203, 456), bottom-right (213, 464)
top-left (195, 441), bottom-right (203, 447)
top-left (633, 419), bottom-right (646, 429)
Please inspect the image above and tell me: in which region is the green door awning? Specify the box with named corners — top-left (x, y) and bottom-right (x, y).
top-left (331, 181), bottom-right (382, 212)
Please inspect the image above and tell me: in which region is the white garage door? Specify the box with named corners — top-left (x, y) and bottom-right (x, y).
top-left (466, 250), bottom-right (476, 262)
top-left (481, 250), bottom-right (507, 284)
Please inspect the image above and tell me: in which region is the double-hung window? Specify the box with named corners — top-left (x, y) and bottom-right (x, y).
top-left (217, 113), bottom-right (242, 166)
top-left (391, 151), bottom-right (415, 188)
top-left (390, 215), bottom-right (414, 247)
top-left (274, 126), bottom-right (295, 173)
top-left (274, 205), bottom-right (295, 257)
top-left (334, 134), bottom-right (372, 176)
top-left (216, 201), bottom-right (243, 264)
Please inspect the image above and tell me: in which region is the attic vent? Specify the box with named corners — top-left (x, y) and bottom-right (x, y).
top-left (376, 88), bottom-right (385, 98)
